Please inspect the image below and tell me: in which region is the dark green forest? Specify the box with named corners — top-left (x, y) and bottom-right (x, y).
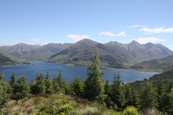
top-left (0, 54), bottom-right (173, 115)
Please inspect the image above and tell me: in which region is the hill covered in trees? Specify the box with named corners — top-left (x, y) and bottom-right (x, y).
top-left (131, 55), bottom-right (173, 71)
top-left (0, 54), bottom-right (173, 114)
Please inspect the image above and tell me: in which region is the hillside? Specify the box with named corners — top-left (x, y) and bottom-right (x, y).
top-left (131, 55), bottom-right (173, 71)
top-left (23, 43), bottom-right (72, 60)
top-left (48, 39), bottom-right (173, 68)
top-left (0, 94), bottom-right (120, 115)
top-left (49, 39), bottom-right (127, 68)
top-left (0, 51), bottom-right (16, 67)
top-left (131, 69), bottom-right (173, 88)
top-left (0, 43), bottom-right (40, 58)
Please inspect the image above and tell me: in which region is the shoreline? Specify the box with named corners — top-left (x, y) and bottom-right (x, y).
top-left (45, 61), bottom-right (161, 73)
top-left (0, 61), bottom-right (161, 74)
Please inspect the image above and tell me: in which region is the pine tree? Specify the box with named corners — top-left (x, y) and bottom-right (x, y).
top-left (111, 73), bottom-right (125, 110)
top-left (44, 71), bottom-right (53, 93)
top-left (9, 74), bottom-right (16, 93)
top-left (13, 75), bottom-right (30, 99)
top-left (84, 54), bottom-right (105, 101)
top-left (0, 73), bottom-right (10, 106)
top-left (156, 81), bottom-right (165, 112)
top-left (95, 77), bottom-right (107, 104)
top-left (57, 72), bottom-right (63, 89)
top-left (104, 80), bottom-right (113, 108)
top-left (139, 82), bottom-right (157, 110)
top-left (124, 83), bottom-right (138, 108)
top-left (9, 74), bottom-right (16, 87)
top-left (168, 88), bottom-right (173, 114)
top-left (31, 72), bottom-right (46, 94)
top-left (72, 76), bottom-right (84, 97)
top-left (52, 76), bottom-right (61, 94)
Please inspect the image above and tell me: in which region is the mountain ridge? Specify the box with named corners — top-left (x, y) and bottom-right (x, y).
top-left (48, 39), bottom-right (173, 68)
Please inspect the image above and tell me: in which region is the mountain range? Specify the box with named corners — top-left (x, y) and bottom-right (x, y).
top-left (0, 39), bottom-right (173, 69)
top-left (48, 39), bottom-right (173, 68)
top-left (0, 43), bottom-right (72, 60)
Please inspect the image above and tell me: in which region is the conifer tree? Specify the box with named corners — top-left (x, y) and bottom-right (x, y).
top-left (45, 71), bottom-right (53, 93)
top-left (52, 76), bottom-right (61, 94)
top-left (9, 74), bottom-right (16, 94)
top-left (111, 73), bottom-right (125, 110)
top-left (168, 88), bottom-right (173, 114)
top-left (156, 81), bottom-right (165, 112)
top-left (9, 74), bottom-right (16, 87)
top-left (104, 80), bottom-right (113, 107)
top-left (124, 84), bottom-right (138, 108)
top-left (84, 54), bottom-right (105, 101)
top-left (57, 72), bottom-right (63, 89)
top-left (139, 82), bottom-right (157, 110)
top-left (72, 76), bottom-right (84, 97)
top-left (31, 72), bottom-right (46, 94)
top-left (0, 73), bottom-right (10, 106)
top-left (13, 75), bottom-right (30, 99)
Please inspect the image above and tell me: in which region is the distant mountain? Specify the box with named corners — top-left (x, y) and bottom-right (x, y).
top-left (1, 39), bottom-right (172, 68)
top-left (0, 43), bottom-right (40, 57)
top-left (131, 55), bottom-right (173, 71)
top-left (48, 39), bottom-right (173, 68)
top-left (127, 41), bottom-right (173, 62)
top-left (23, 43), bottom-right (72, 60)
top-left (0, 51), bottom-right (16, 67)
top-left (49, 39), bottom-right (126, 68)
top-left (0, 43), bottom-right (72, 60)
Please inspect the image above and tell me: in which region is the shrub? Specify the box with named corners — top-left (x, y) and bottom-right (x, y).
top-left (123, 106), bottom-right (139, 115)
top-left (58, 104), bottom-right (73, 113)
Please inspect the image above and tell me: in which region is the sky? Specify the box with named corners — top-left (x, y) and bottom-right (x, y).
top-left (0, 0), bottom-right (173, 50)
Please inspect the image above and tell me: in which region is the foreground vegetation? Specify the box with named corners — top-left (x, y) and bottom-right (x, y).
top-left (0, 54), bottom-right (173, 114)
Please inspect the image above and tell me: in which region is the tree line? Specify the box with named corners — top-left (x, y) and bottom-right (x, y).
top-left (0, 54), bottom-right (173, 114)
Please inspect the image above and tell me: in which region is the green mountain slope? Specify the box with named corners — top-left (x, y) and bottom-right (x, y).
top-left (49, 39), bottom-right (126, 68)
top-left (131, 69), bottom-right (173, 88)
top-left (0, 43), bottom-right (40, 57)
top-left (131, 55), bottom-right (173, 71)
top-left (23, 43), bottom-right (72, 60)
top-left (0, 51), bottom-right (16, 67)
top-left (49, 39), bottom-right (173, 68)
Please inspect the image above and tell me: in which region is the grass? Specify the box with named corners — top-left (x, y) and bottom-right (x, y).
top-left (0, 94), bottom-right (122, 115)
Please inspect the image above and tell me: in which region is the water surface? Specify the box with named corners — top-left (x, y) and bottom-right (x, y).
top-left (0, 62), bottom-right (158, 83)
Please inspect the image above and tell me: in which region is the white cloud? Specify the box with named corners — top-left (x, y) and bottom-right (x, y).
top-left (128, 25), bottom-right (144, 28)
top-left (134, 37), bottom-right (165, 44)
top-left (116, 32), bottom-right (127, 37)
top-left (67, 34), bottom-right (90, 42)
top-left (140, 27), bottom-right (173, 34)
top-left (32, 39), bottom-right (40, 42)
top-left (99, 32), bottom-right (115, 37)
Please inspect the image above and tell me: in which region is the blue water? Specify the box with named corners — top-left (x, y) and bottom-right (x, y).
top-left (0, 62), bottom-right (158, 83)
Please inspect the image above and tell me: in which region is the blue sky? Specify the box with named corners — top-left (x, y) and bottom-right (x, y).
top-left (0, 0), bottom-right (173, 50)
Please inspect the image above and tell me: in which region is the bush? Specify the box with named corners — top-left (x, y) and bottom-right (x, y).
top-left (123, 106), bottom-right (139, 115)
top-left (58, 104), bottom-right (73, 113)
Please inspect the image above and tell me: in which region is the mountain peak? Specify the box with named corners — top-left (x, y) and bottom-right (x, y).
top-left (129, 40), bottom-right (140, 45)
top-left (77, 38), bottom-right (97, 43)
top-left (76, 39), bottom-right (98, 46)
